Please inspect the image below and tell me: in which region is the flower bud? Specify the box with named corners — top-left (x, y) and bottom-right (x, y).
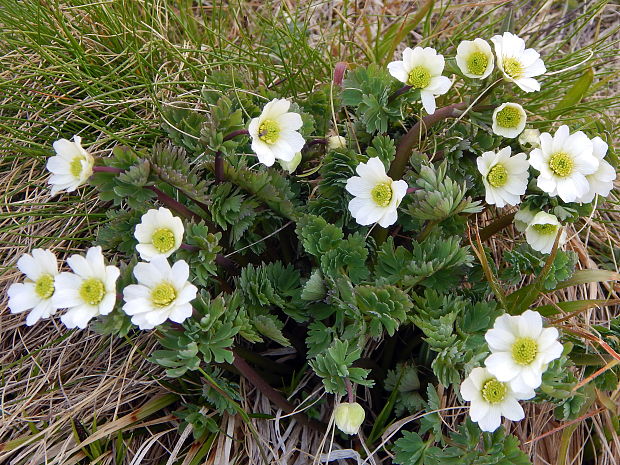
top-left (518, 128), bottom-right (541, 149)
top-left (327, 135), bottom-right (347, 151)
top-left (278, 152), bottom-right (302, 174)
top-left (334, 402), bottom-right (365, 435)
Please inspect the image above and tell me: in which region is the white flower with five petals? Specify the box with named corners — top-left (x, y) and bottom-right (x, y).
top-left (456, 38), bottom-right (495, 79)
top-left (46, 136), bottom-right (94, 196)
top-left (492, 103), bottom-right (527, 139)
top-left (345, 157), bottom-right (408, 228)
top-left (460, 367), bottom-right (534, 432)
top-left (248, 99), bottom-right (305, 167)
top-left (387, 47), bottom-right (452, 114)
top-left (528, 125), bottom-right (599, 203)
top-left (524, 211), bottom-right (567, 254)
top-left (491, 32), bottom-right (546, 92)
top-left (53, 246), bottom-right (120, 329)
top-left (485, 310), bottom-right (564, 393)
top-left (477, 147), bottom-right (529, 208)
top-left (134, 207), bottom-right (184, 261)
top-left (8, 249), bottom-right (60, 326)
top-left (576, 136), bottom-right (616, 203)
top-left (122, 257), bottom-right (197, 330)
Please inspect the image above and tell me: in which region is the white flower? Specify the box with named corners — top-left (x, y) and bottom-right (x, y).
top-left (528, 125), bottom-right (599, 203)
top-left (456, 38), bottom-right (494, 79)
top-left (576, 137), bottom-right (616, 203)
top-left (53, 246), bottom-right (120, 329)
top-left (524, 211), bottom-right (567, 254)
top-left (122, 257), bottom-right (197, 330)
top-left (477, 147), bottom-right (529, 208)
top-left (387, 46), bottom-right (452, 114)
top-left (7, 249), bottom-right (60, 325)
top-left (518, 128), bottom-right (541, 149)
top-left (491, 32), bottom-right (546, 92)
top-left (334, 402), bottom-right (365, 435)
top-left (278, 151), bottom-right (302, 174)
top-left (460, 367), bottom-right (534, 432)
top-left (513, 205), bottom-right (537, 233)
top-left (492, 103), bottom-right (527, 139)
top-left (327, 135), bottom-right (347, 150)
top-left (248, 99), bottom-right (305, 167)
top-left (46, 135), bottom-right (94, 196)
top-left (485, 310), bottom-right (564, 393)
top-left (345, 157), bottom-right (408, 227)
top-left (134, 207), bottom-right (184, 261)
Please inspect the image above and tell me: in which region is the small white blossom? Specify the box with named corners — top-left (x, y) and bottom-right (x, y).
top-left (327, 135), bottom-right (347, 151)
top-left (387, 46), bottom-right (452, 114)
top-left (576, 136), bottom-right (616, 203)
top-left (477, 147), bottom-right (529, 208)
top-left (7, 249), bottom-right (60, 325)
top-left (248, 99), bottom-right (305, 167)
top-left (278, 151), bottom-right (302, 173)
top-left (528, 125), bottom-right (599, 203)
top-left (46, 136), bottom-right (94, 196)
top-left (122, 257), bottom-right (197, 330)
top-left (524, 211), bottom-right (567, 254)
top-left (492, 103), bottom-right (527, 139)
top-left (456, 38), bottom-right (495, 79)
top-left (334, 402), bottom-right (365, 435)
top-left (134, 207), bottom-right (184, 261)
top-left (485, 310), bottom-right (564, 393)
top-left (518, 128), bottom-right (541, 149)
top-left (53, 246), bottom-right (120, 329)
top-left (491, 32), bottom-right (546, 92)
top-left (513, 205), bottom-right (537, 233)
top-left (345, 157), bottom-right (408, 227)
top-left (460, 367), bottom-right (534, 432)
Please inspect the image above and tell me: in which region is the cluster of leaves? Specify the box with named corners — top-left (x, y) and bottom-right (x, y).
top-left (501, 245), bottom-right (578, 290)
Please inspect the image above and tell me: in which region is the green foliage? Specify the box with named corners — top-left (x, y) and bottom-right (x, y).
top-left (502, 245), bottom-right (578, 290)
top-left (354, 285), bottom-right (412, 337)
top-left (376, 236), bottom-right (473, 291)
top-left (150, 292), bottom-right (243, 377)
top-left (307, 148), bottom-right (358, 224)
top-left (395, 421), bottom-right (531, 465)
top-left (309, 339), bottom-right (373, 395)
top-left (95, 209), bottom-right (141, 254)
top-left (175, 404), bottom-right (219, 441)
top-left (199, 94), bottom-right (245, 154)
top-left (384, 363), bottom-right (424, 416)
top-left (147, 143), bottom-right (212, 205)
top-left (536, 356), bottom-right (587, 421)
top-left (162, 104), bottom-right (206, 156)
top-left (341, 64), bottom-right (402, 133)
top-left (175, 223), bottom-right (222, 287)
top-left (405, 161), bottom-right (482, 222)
top-left (208, 183), bottom-right (259, 243)
top-left (367, 135), bottom-right (396, 166)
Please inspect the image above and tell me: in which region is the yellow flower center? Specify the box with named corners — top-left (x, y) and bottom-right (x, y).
top-left (481, 378), bottom-right (507, 404)
top-left (79, 278), bottom-right (106, 306)
top-left (548, 152), bottom-right (574, 177)
top-left (150, 282), bottom-right (177, 307)
top-left (34, 274), bottom-right (55, 299)
top-left (371, 182), bottom-right (393, 207)
top-left (151, 228), bottom-right (176, 253)
top-left (69, 156), bottom-right (84, 178)
top-left (503, 57), bottom-right (523, 79)
top-left (531, 223), bottom-right (557, 235)
top-left (407, 66), bottom-right (431, 89)
top-left (466, 51), bottom-right (489, 75)
top-left (495, 106), bottom-right (523, 129)
top-left (487, 163), bottom-right (509, 187)
top-left (258, 119), bottom-right (281, 144)
top-left (511, 337), bottom-right (538, 365)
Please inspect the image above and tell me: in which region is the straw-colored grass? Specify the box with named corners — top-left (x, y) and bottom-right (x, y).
top-left (1, 0), bottom-right (618, 463)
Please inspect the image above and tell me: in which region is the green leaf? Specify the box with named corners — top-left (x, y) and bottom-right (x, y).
top-left (310, 339), bottom-right (373, 395)
top-left (393, 431), bottom-right (428, 465)
top-left (253, 314), bottom-right (290, 347)
top-left (549, 68), bottom-right (594, 118)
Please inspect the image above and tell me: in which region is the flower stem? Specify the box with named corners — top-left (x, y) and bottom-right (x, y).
top-left (344, 378), bottom-right (355, 403)
top-left (93, 165), bottom-right (123, 174)
top-left (388, 85), bottom-right (412, 104)
top-left (231, 350), bottom-right (327, 433)
top-left (223, 129), bottom-right (249, 141)
top-left (144, 185), bottom-right (201, 222)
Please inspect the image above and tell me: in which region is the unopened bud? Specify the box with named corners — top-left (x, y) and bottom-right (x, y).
top-left (518, 128), bottom-right (541, 149)
top-left (334, 402), bottom-right (365, 435)
top-left (278, 152), bottom-right (302, 174)
top-left (327, 135), bottom-right (347, 151)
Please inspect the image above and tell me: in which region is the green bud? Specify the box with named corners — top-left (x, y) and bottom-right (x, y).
top-left (278, 151), bottom-right (302, 174)
top-left (334, 402), bottom-right (365, 435)
top-left (327, 135), bottom-right (347, 151)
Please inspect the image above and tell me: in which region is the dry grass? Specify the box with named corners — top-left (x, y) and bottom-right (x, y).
top-left (1, 0), bottom-right (619, 463)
